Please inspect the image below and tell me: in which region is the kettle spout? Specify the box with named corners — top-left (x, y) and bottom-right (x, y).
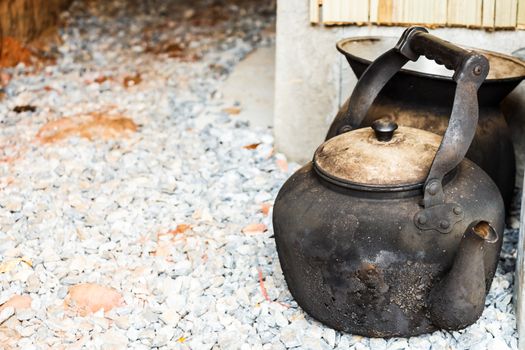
top-left (428, 221), bottom-right (498, 330)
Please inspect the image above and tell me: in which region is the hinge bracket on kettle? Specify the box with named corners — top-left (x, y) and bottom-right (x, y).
top-left (414, 202), bottom-right (464, 234)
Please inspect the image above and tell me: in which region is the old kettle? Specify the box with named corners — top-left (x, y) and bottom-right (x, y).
top-left (272, 27), bottom-right (504, 337)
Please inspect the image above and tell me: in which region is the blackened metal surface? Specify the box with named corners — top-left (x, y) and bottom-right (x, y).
top-left (429, 221), bottom-right (499, 330)
top-left (331, 48), bottom-right (408, 134)
top-left (273, 161), bottom-right (504, 337)
top-left (414, 202), bottom-right (464, 234)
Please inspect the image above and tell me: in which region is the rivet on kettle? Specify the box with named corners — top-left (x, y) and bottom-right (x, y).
top-left (453, 206), bottom-right (463, 215)
top-left (473, 65), bottom-right (482, 76)
top-left (417, 213), bottom-right (428, 225)
top-left (427, 181), bottom-right (439, 195)
top-left (440, 220), bottom-right (450, 229)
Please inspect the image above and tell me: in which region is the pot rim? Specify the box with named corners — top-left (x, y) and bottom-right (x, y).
top-left (336, 36), bottom-right (525, 84)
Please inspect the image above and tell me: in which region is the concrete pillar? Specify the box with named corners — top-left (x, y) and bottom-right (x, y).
top-left (273, 0), bottom-right (343, 164)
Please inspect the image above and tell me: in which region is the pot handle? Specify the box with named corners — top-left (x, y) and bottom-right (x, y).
top-left (340, 26), bottom-right (488, 209)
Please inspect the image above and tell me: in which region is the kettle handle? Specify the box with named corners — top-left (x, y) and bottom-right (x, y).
top-left (339, 27), bottom-right (489, 209)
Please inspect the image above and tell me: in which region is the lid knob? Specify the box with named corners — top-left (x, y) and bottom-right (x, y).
top-left (372, 119), bottom-right (398, 142)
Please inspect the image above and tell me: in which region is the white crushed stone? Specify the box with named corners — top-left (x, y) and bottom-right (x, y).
top-left (0, 0), bottom-right (520, 349)
top-left (0, 306), bottom-right (15, 324)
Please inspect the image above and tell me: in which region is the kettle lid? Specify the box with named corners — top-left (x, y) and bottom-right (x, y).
top-left (313, 120), bottom-right (443, 191)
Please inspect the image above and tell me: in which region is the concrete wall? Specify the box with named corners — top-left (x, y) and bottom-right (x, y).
top-left (274, 0), bottom-right (525, 167)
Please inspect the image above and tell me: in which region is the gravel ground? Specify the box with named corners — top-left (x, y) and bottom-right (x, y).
top-left (0, 0), bottom-right (520, 349)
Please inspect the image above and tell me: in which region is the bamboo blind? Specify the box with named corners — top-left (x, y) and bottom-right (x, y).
top-left (311, 0), bottom-right (525, 29)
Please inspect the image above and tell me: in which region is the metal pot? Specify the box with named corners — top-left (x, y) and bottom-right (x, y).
top-left (273, 27), bottom-right (504, 337)
top-left (327, 34), bottom-right (525, 210)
